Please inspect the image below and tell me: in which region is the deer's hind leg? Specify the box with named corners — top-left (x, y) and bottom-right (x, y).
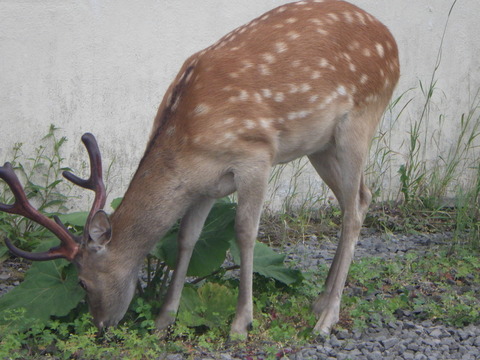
top-left (308, 110), bottom-right (379, 334)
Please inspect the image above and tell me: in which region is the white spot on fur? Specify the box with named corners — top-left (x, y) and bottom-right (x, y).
top-left (166, 126), bottom-right (176, 136)
top-left (240, 61), bottom-right (254, 71)
top-left (318, 92), bottom-right (339, 110)
top-left (259, 117), bottom-right (272, 129)
top-left (273, 24), bottom-right (284, 29)
top-left (185, 71), bottom-right (194, 83)
top-left (286, 18), bottom-right (298, 24)
top-left (355, 11), bottom-right (367, 25)
top-left (349, 63), bottom-right (357, 72)
top-left (262, 53), bottom-right (276, 64)
top-left (259, 64), bottom-right (271, 75)
top-left (337, 85), bottom-right (347, 96)
top-left (274, 92), bottom-right (285, 102)
top-left (171, 96), bottom-right (181, 111)
top-left (316, 28), bottom-right (329, 36)
top-left (319, 58), bottom-right (336, 71)
top-left (287, 31), bottom-right (300, 40)
top-left (275, 41), bottom-right (288, 53)
top-left (224, 117), bottom-right (235, 125)
top-left (311, 71), bottom-right (321, 80)
top-left (229, 90), bottom-right (249, 102)
top-left (292, 60), bottom-right (302, 68)
top-left (277, 6), bottom-right (287, 13)
top-left (366, 13), bottom-right (375, 23)
top-left (245, 119), bottom-right (256, 129)
top-left (224, 132), bottom-right (236, 141)
top-left (193, 103), bottom-right (210, 115)
top-left (319, 58), bottom-right (329, 68)
top-left (362, 48), bottom-right (372, 57)
top-left (239, 90), bottom-right (249, 101)
top-left (360, 74), bottom-right (369, 84)
top-left (376, 43), bottom-right (385, 58)
top-left (261, 89), bottom-right (272, 98)
top-left (309, 18), bottom-right (323, 26)
top-left (288, 84), bottom-right (299, 93)
top-left (254, 92), bottom-right (263, 103)
top-left (300, 83), bottom-right (312, 93)
top-left (309, 94), bottom-right (319, 103)
top-left (327, 13), bottom-right (340, 22)
top-left (287, 110), bottom-right (312, 120)
top-left (348, 41), bottom-right (361, 51)
top-left (342, 11), bottom-right (354, 23)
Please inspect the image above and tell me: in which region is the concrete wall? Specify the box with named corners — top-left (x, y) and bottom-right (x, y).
top-left (1, 1), bottom-right (479, 211)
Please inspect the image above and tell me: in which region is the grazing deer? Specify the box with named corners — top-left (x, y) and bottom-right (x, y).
top-left (0, 0), bottom-right (399, 335)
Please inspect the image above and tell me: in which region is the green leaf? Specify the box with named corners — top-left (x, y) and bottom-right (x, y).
top-left (58, 212), bottom-right (89, 228)
top-left (0, 238), bottom-right (84, 330)
top-left (230, 241), bottom-right (303, 285)
top-left (0, 262), bottom-right (84, 330)
top-left (178, 283), bottom-right (237, 328)
top-left (154, 200), bottom-right (236, 277)
top-left (46, 179), bottom-right (63, 189)
top-left (110, 197), bottom-right (123, 210)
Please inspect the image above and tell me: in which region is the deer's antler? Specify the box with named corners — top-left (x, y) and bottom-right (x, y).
top-left (62, 133), bottom-right (106, 227)
top-left (1, 133), bottom-right (107, 261)
top-left (0, 162), bottom-right (79, 261)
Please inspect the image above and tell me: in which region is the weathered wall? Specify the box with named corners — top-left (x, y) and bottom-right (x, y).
top-left (0, 1), bottom-right (479, 211)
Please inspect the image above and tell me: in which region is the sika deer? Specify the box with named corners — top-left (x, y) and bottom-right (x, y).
top-left (1, 0), bottom-right (399, 335)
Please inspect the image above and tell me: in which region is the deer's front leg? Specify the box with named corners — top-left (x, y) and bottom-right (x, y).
top-left (155, 198), bottom-right (215, 330)
top-left (230, 163), bottom-right (270, 337)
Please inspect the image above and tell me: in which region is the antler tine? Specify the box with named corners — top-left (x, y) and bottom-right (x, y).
top-left (63, 133), bottom-right (106, 224)
top-left (0, 162), bottom-right (79, 261)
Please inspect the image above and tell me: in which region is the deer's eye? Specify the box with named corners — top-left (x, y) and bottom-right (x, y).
top-left (78, 280), bottom-right (88, 291)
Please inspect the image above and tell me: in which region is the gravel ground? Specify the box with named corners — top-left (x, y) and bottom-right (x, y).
top-left (2, 231), bottom-right (479, 359)
top-left (181, 231), bottom-right (480, 360)
top-left (281, 231), bottom-right (480, 360)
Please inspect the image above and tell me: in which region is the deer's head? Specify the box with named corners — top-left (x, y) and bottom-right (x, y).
top-left (0, 133), bottom-right (136, 329)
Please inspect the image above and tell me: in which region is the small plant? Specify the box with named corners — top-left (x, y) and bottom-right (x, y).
top-left (343, 247), bottom-right (480, 329)
top-left (0, 124), bottom-right (73, 258)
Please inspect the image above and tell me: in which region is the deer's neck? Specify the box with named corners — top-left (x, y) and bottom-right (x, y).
top-left (109, 153), bottom-right (193, 259)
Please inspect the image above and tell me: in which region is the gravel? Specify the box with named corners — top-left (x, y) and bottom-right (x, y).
top-left (278, 231), bottom-right (480, 360)
top-left (185, 231), bottom-right (480, 360)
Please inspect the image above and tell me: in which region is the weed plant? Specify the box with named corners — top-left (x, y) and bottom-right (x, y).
top-left (0, 125), bottom-right (73, 259)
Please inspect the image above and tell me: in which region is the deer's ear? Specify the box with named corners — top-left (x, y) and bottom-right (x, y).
top-left (88, 210), bottom-right (112, 250)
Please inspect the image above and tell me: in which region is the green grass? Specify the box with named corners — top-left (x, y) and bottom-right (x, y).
top-left (1, 233), bottom-right (478, 359)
